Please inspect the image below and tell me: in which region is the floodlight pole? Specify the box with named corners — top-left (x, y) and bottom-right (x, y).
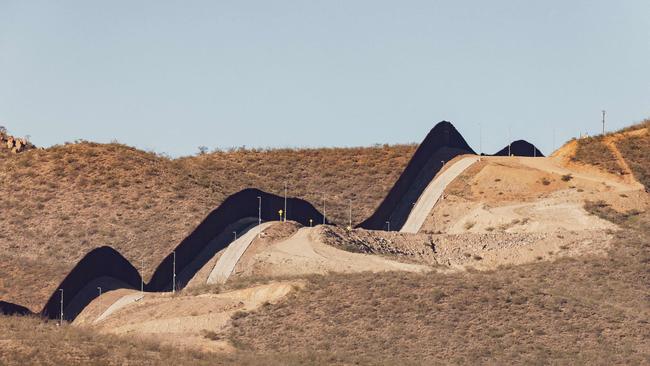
top-left (257, 196), bottom-right (262, 238)
top-left (59, 289), bottom-right (64, 325)
top-left (322, 193), bottom-right (326, 225)
top-left (508, 126), bottom-right (512, 156)
top-left (348, 199), bottom-right (352, 229)
top-left (141, 259), bottom-right (144, 293)
top-left (284, 182), bottom-right (287, 222)
top-left (172, 251), bottom-right (176, 294)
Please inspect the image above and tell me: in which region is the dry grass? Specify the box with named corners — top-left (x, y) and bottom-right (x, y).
top-left (0, 142), bottom-right (415, 310)
top-left (572, 137), bottom-right (623, 175)
top-left (572, 118), bottom-right (649, 179)
top-left (0, 315), bottom-right (212, 365)
top-left (616, 121), bottom-right (650, 189)
top-left (229, 213), bottom-right (650, 365)
top-left (0, 315), bottom-right (365, 366)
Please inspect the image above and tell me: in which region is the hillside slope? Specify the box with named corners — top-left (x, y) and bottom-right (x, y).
top-left (0, 142), bottom-right (415, 311)
top-left (562, 119), bottom-right (649, 189)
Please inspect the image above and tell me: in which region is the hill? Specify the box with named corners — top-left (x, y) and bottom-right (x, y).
top-left (229, 211), bottom-right (650, 365)
top-left (560, 118), bottom-right (649, 189)
top-left (0, 118), bottom-right (647, 365)
top-left (0, 140), bottom-right (415, 311)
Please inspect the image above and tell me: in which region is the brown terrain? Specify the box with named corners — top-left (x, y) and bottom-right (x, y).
top-left (0, 140), bottom-right (415, 310)
top-left (1, 118), bottom-right (649, 365)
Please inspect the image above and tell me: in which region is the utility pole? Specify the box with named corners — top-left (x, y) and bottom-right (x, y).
top-left (59, 289), bottom-right (64, 325)
top-left (602, 110), bottom-right (606, 135)
top-left (172, 251), bottom-right (176, 294)
top-left (283, 182), bottom-right (287, 222)
top-left (97, 287), bottom-right (102, 297)
top-left (257, 196), bottom-right (262, 238)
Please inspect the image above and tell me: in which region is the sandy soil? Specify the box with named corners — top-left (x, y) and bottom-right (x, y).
top-left (232, 226), bottom-right (430, 280)
top-left (74, 281), bottom-right (303, 352)
top-left (421, 156), bottom-right (646, 235)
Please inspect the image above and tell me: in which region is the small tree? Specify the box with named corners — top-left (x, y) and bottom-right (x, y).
top-left (197, 146), bottom-right (208, 155)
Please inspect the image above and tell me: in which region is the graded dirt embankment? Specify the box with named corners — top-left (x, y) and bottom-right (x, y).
top-left (401, 155), bottom-right (480, 233)
top-left (232, 226), bottom-right (429, 280)
top-left (207, 222), bottom-right (274, 284)
top-left (74, 281), bottom-right (304, 353)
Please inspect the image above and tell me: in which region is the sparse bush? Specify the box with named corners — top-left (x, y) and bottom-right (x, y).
top-left (202, 330), bottom-right (221, 341)
top-left (561, 174), bottom-right (573, 182)
top-left (231, 310), bottom-right (249, 320)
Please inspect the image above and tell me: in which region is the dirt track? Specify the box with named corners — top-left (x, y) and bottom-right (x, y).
top-left (401, 155), bottom-right (480, 233)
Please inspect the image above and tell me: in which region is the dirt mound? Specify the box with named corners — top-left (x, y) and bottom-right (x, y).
top-left (229, 226), bottom-right (430, 280)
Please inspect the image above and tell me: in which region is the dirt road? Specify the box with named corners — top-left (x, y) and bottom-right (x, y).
top-left (207, 222), bottom-right (274, 284)
top-left (401, 156), bottom-right (480, 233)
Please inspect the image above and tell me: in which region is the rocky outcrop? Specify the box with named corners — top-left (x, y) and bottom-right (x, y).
top-left (0, 130), bottom-right (35, 154)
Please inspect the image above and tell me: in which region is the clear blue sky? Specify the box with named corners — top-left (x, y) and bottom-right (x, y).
top-left (1, 0), bottom-right (649, 157)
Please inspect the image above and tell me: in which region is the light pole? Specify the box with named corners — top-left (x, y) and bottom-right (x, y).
top-left (322, 193), bottom-right (326, 225)
top-left (386, 221), bottom-right (390, 232)
top-left (348, 199), bottom-right (352, 230)
top-left (441, 160), bottom-right (445, 167)
top-left (141, 259), bottom-right (144, 294)
top-left (602, 110), bottom-right (606, 135)
top-left (257, 196), bottom-right (262, 238)
top-left (233, 231), bottom-right (237, 241)
top-left (59, 289), bottom-right (64, 325)
top-left (172, 251), bottom-right (176, 294)
top-left (278, 210), bottom-right (283, 222)
top-left (284, 182), bottom-right (287, 222)
top-left (508, 126), bottom-right (512, 156)
top-left (309, 219), bottom-right (313, 227)
top-left (97, 286), bottom-right (102, 297)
